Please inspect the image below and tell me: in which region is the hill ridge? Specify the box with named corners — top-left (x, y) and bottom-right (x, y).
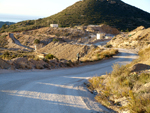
top-left (1, 0), bottom-right (150, 32)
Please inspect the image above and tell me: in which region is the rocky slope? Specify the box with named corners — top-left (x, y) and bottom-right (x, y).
top-left (38, 42), bottom-right (95, 61)
top-left (108, 26), bottom-right (150, 50)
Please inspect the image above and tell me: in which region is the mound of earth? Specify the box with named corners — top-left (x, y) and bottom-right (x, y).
top-left (0, 58), bottom-right (11, 69)
top-left (37, 42), bottom-right (95, 61)
top-left (108, 26), bottom-right (150, 49)
top-left (131, 63), bottom-right (150, 72)
top-left (9, 57), bottom-right (75, 70)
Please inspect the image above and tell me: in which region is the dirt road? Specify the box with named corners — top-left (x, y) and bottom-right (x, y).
top-left (0, 49), bottom-right (138, 113)
top-left (9, 33), bottom-right (33, 50)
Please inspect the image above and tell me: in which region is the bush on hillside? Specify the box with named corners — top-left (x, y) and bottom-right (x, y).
top-left (45, 54), bottom-right (55, 59)
top-left (34, 39), bottom-right (40, 44)
top-left (88, 62), bottom-right (150, 112)
top-left (52, 38), bottom-right (59, 42)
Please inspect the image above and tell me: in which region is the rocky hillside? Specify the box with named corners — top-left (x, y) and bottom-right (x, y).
top-left (38, 42), bottom-right (95, 61)
top-left (1, 0), bottom-right (150, 33)
top-left (108, 26), bottom-right (150, 50)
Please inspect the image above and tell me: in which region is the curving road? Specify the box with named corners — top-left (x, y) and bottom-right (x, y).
top-left (9, 33), bottom-right (33, 50)
top-left (0, 49), bottom-right (138, 113)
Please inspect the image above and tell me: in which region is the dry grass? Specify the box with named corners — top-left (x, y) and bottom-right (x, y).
top-left (0, 51), bottom-right (35, 60)
top-left (88, 65), bottom-right (150, 112)
top-left (81, 48), bottom-right (118, 62)
top-left (88, 47), bottom-right (150, 112)
top-left (0, 34), bottom-right (8, 47)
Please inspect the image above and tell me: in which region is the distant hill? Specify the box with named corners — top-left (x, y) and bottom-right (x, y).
top-left (0, 21), bottom-right (15, 28)
top-left (1, 0), bottom-right (150, 33)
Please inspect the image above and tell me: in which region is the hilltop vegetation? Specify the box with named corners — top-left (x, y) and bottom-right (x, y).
top-left (1, 0), bottom-right (150, 33)
top-left (0, 21), bottom-right (15, 28)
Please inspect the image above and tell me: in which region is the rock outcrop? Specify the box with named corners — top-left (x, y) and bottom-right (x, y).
top-left (108, 26), bottom-right (150, 49)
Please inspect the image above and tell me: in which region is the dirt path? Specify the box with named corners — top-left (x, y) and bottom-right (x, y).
top-left (9, 33), bottom-right (33, 50)
top-left (0, 49), bottom-right (138, 113)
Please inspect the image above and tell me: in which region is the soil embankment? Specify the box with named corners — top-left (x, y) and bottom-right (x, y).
top-left (38, 42), bottom-right (95, 61)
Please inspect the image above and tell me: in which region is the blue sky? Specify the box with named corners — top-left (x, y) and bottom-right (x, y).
top-left (0, 0), bottom-right (150, 22)
top-left (122, 0), bottom-right (150, 13)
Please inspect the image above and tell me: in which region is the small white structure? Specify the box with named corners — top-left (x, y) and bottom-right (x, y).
top-left (35, 45), bottom-right (37, 51)
top-left (50, 24), bottom-right (58, 28)
top-left (97, 33), bottom-right (105, 39)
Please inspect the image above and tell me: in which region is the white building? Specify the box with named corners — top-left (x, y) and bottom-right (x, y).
top-left (50, 24), bottom-right (58, 28)
top-left (97, 33), bottom-right (105, 39)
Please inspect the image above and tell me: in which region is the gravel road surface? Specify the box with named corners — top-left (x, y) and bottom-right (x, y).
top-left (0, 49), bottom-right (138, 113)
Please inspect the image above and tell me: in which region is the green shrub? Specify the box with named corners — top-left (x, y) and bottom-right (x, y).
top-left (45, 54), bottom-right (55, 59)
top-left (3, 51), bottom-right (10, 56)
top-left (34, 39), bottom-right (40, 44)
top-left (52, 38), bottom-right (59, 42)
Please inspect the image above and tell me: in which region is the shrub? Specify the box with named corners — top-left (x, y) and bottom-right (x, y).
top-left (88, 76), bottom-right (103, 90)
top-left (87, 45), bottom-right (150, 112)
top-left (0, 34), bottom-right (8, 47)
top-left (34, 39), bottom-right (40, 44)
top-left (126, 90), bottom-right (150, 113)
top-left (105, 44), bottom-right (112, 48)
top-left (3, 51), bottom-right (10, 56)
top-left (45, 54), bottom-right (55, 59)
top-left (52, 38), bottom-right (59, 42)
top-left (112, 37), bottom-right (116, 40)
top-left (139, 73), bottom-right (150, 84)
top-left (111, 64), bottom-right (130, 77)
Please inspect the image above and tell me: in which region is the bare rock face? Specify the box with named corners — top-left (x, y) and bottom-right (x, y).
top-left (0, 58), bottom-right (11, 69)
top-left (131, 63), bottom-right (150, 72)
top-left (108, 26), bottom-right (150, 49)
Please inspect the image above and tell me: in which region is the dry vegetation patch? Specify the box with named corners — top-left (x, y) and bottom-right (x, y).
top-left (88, 47), bottom-right (150, 113)
top-left (108, 26), bottom-right (150, 50)
top-left (0, 33), bottom-right (8, 47)
top-left (81, 48), bottom-right (118, 62)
